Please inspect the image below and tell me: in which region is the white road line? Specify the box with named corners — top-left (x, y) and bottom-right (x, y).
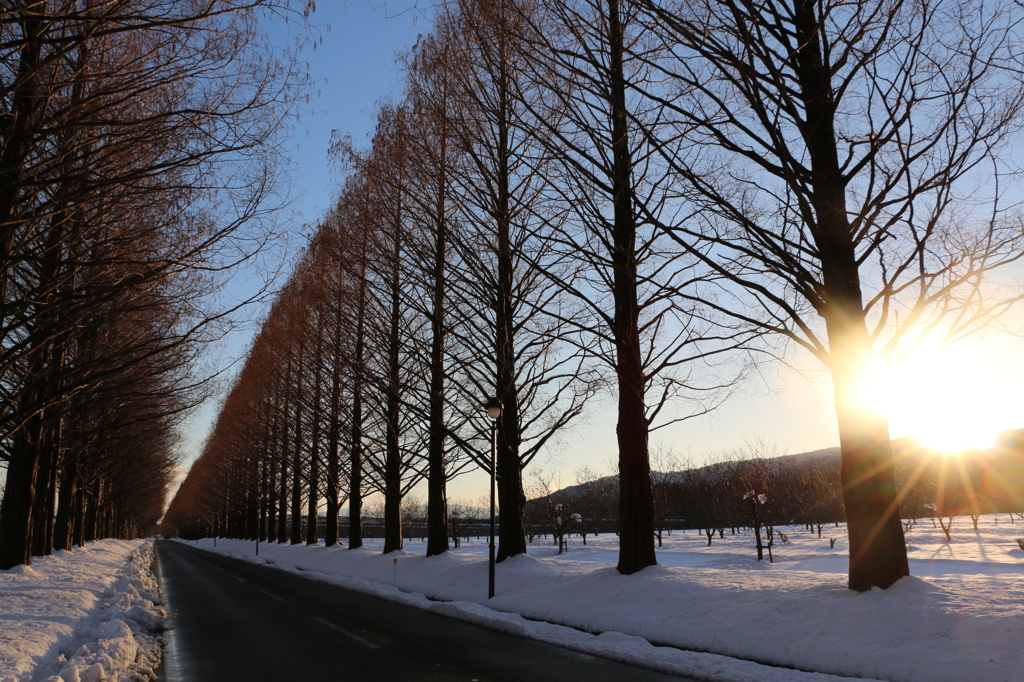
top-left (233, 576), bottom-right (246, 582)
top-left (259, 588), bottom-right (284, 601)
top-left (313, 617), bottom-right (381, 649)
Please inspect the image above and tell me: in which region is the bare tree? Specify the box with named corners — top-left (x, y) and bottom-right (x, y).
top-left (401, 35), bottom-right (468, 556)
top-left (635, 0), bottom-right (1024, 589)
top-left (355, 106), bottom-right (430, 554)
top-left (428, 0), bottom-right (601, 562)
top-left (515, 0), bottom-right (750, 575)
top-left (571, 465), bottom-right (616, 544)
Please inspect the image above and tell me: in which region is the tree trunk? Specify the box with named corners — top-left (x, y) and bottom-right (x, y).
top-left (290, 390), bottom-right (303, 545)
top-left (325, 300), bottom-right (342, 547)
top-left (792, 0), bottom-right (908, 591)
top-left (40, 443), bottom-right (58, 556)
top-left (259, 457), bottom-right (268, 542)
top-left (348, 260), bottom-right (368, 550)
top-left (307, 330), bottom-right (323, 545)
top-left (84, 477), bottom-right (102, 543)
top-left (72, 483), bottom-right (86, 548)
top-left (0, 422), bottom-right (40, 568)
top-left (426, 161), bottom-right (449, 557)
top-left (53, 461), bottom-right (77, 552)
top-left (268, 455), bottom-right (278, 543)
top-left (277, 438), bottom-right (289, 543)
top-left (607, 0), bottom-right (656, 576)
top-left (383, 224), bottom-right (403, 554)
top-left (830, 327), bottom-right (909, 590)
top-left (494, 62), bottom-right (527, 561)
top-left (383, 459), bottom-right (403, 555)
top-left (247, 480), bottom-right (258, 540)
top-left (31, 416), bottom-right (55, 558)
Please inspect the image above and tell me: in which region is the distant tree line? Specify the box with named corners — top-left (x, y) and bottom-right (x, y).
top-left (529, 436), bottom-right (1024, 553)
top-left (162, 0), bottom-right (1024, 592)
top-left (0, 0), bottom-right (311, 569)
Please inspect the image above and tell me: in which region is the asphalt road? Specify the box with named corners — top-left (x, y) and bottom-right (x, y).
top-left (154, 540), bottom-right (698, 682)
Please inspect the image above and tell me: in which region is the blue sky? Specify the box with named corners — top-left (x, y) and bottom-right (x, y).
top-left (285, 1), bottom-right (429, 227)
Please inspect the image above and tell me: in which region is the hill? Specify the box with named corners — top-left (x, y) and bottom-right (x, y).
top-left (530, 430), bottom-right (1024, 534)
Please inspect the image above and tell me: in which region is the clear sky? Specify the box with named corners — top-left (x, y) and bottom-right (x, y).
top-left (171, 0), bottom-right (1024, 506)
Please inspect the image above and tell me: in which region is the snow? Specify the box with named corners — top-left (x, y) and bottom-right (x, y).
top-left (0, 540), bottom-right (166, 682)
top-left (186, 514), bottom-right (1024, 682)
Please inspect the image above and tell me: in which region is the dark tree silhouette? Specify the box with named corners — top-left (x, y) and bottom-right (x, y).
top-left (635, 0), bottom-right (1024, 589)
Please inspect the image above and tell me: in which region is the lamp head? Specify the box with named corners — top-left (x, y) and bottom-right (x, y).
top-left (484, 397), bottom-right (503, 420)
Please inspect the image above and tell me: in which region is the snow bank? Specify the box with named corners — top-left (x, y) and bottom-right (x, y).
top-left (189, 515), bottom-right (1024, 682)
top-left (0, 540), bottom-right (166, 682)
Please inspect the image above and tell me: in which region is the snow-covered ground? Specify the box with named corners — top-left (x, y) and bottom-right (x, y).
top-left (0, 539), bottom-right (166, 682)
top-left (188, 514), bottom-right (1024, 682)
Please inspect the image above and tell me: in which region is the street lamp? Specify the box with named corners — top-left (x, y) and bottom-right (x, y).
top-left (255, 488), bottom-right (266, 556)
top-left (484, 396), bottom-right (502, 599)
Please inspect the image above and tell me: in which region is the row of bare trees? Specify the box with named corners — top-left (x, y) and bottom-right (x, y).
top-left (164, 0), bottom-right (1024, 591)
top-left (0, 1), bottom-right (311, 569)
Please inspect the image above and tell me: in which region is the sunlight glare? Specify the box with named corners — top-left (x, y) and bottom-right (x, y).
top-left (854, 343), bottom-right (1021, 453)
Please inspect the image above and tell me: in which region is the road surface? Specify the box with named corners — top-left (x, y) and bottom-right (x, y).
top-left (154, 540), bottom-right (699, 682)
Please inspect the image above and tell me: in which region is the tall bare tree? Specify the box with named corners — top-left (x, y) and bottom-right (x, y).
top-left (517, 0), bottom-right (749, 574)
top-left (402, 36), bottom-right (468, 556)
top-left (436, 0), bottom-right (599, 562)
top-left (635, 0), bottom-right (1024, 589)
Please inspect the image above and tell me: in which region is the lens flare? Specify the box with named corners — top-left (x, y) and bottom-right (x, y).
top-left (854, 343), bottom-right (1020, 453)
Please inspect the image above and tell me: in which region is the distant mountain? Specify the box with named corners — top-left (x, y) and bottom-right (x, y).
top-left (540, 429), bottom-right (1024, 516)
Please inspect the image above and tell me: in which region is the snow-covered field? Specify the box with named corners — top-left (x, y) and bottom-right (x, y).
top-left (0, 539), bottom-right (165, 682)
top-left (188, 514), bottom-right (1024, 682)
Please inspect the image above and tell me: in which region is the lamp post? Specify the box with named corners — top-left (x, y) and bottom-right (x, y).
top-left (484, 396), bottom-right (502, 599)
top-left (255, 485), bottom-right (267, 557)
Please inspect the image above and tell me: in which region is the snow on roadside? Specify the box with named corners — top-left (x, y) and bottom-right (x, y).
top-left (188, 516), bottom-right (1023, 682)
top-left (0, 539), bottom-right (166, 682)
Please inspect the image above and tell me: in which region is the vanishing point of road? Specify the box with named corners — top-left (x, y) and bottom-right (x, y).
top-left (154, 540), bottom-right (699, 682)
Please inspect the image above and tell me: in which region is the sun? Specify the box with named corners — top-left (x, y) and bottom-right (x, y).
top-left (853, 342), bottom-right (1022, 453)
